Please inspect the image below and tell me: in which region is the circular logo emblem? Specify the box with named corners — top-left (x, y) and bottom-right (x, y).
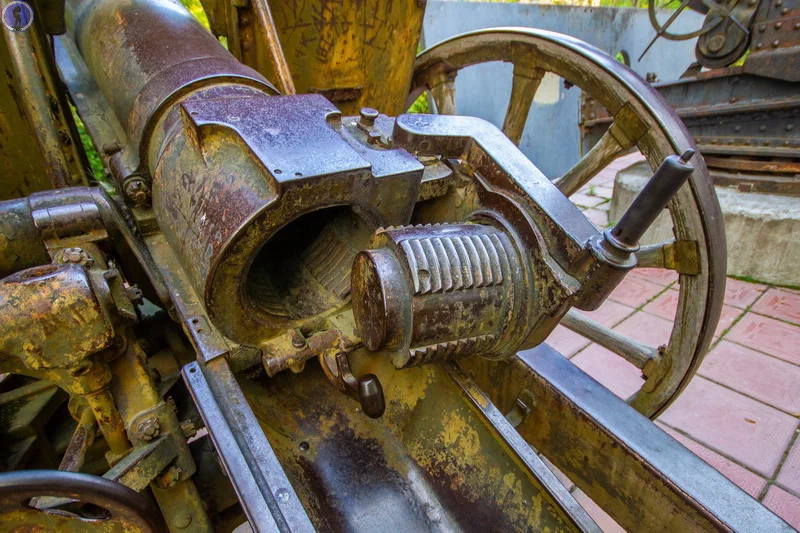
top-left (2, 1), bottom-right (34, 33)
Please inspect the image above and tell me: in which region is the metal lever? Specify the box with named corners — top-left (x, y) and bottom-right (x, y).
top-left (582, 150), bottom-right (696, 309)
top-left (610, 149), bottom-right (695, 249)
top-left (335, 353), bottom-right (386, 419)
top-left (319, 350), bottom-right (386, 419)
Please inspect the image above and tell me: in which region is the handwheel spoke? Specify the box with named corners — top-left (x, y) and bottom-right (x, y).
top-left (429, 70), bottom-right (457, 115)
top-left (637, 239), bottom-right (700, 275)
top-left (554, 102), bottom-right (648, 196)
top-left (561, 309), bottom-right (658, 370)
top-left (502, 64), bottom-right (544, 145)
top-left (554, 128), bottom-right (626, 197)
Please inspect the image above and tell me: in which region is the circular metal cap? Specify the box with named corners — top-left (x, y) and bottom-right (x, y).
top-left (351, 249), bottom-right (410, 352)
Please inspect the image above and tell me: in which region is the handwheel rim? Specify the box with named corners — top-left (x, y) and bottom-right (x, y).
top-left (0, 470), bottom-right (166, 532)
top-left (410, 27), bottom-right (726, 419)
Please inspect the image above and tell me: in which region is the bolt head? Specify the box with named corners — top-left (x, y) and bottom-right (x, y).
top-left (136, 418), bottom-right (160, 441)
top-left (124, 179), bottom-right (150, 206)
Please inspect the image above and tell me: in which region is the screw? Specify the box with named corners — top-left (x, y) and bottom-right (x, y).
top-left (275, 488), bottom-right (290, 503)
top-left (157, 466), bottom-right (183, 489)
top-left (291, 331), bottom-right (306, 348)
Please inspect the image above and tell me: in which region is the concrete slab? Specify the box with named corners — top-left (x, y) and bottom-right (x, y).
top-left (610, 162), bottom-right (800, 286)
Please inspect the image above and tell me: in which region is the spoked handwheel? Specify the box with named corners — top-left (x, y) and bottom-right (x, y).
top-left (408, 28), bottom-right (726, 419)
top-left (0, 470), bottom-right (166, 532)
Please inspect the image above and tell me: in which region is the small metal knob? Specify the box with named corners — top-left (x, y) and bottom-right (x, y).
top-left (359, 107), bottom-right (379, 128)
top-left (357, 374), bottom-right (385, 418)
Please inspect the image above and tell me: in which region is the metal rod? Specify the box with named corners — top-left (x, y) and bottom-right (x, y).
top-left (561, 309), bottom-right (656, 369)
top-left (183, 359), bottom-right (315, 532)
top-left (84, 388), bottom-right (131, 459)
top-left (444, 361), bottom-right (601, 533)
top-left (59, 409), bottom-right (97, 472)
top-left (2, 23), bottom-right (70, 187)
top-left (252, 0), bottom-right (296, 95)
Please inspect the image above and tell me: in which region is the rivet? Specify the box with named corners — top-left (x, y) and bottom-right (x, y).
top-left (759, 125), bottom-right (766, 132)
top-left (775, 22), bottom-right (783, 29)
top-left (174, 513), bottom-right (193, 530)
top-left (781, 7), bottom-right (789, 14)
top-left (776, 0), bottom-right (783, 6)
top-left (759, 24), bottom-right (767, 32)
top-left (787, 124), bottom-right (795, 131)
top-left (756, 42), bottom-right (763, 48)
top-left (734, 125), bottom-right (742, 132)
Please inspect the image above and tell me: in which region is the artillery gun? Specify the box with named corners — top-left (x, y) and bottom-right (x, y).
top-left (0, 0), bottom-right (792, 531)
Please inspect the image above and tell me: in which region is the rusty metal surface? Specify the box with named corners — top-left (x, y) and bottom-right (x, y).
top-left (0, 1), bottom-right (87, 199)
top-left (183, 358), bottom-right (315, 533)
top-left (744, 0), bottom-right (800, 81)
top-left (0, 0), bottom-right (777, 529)
top-left (460, 344), bottom-right (795, 533)
top-left (152, 93), bottom-right (421, 346)
top-left (211, 0), bottom-right (425, 115)
top-left (66, 0), bottom-right (277, 183)
top-left (630, 0), bottom-right (800, 192)
top-left (239, 352), bottom-right (596, 532)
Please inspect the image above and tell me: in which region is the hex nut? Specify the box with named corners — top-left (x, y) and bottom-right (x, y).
top-left (136, 417), bottom-right (160, 442)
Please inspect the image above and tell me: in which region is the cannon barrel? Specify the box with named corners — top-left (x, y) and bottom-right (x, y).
top-left (66, 0), bottom-right (276, 171)
top-left (65, 0), bottom-right (422, 347)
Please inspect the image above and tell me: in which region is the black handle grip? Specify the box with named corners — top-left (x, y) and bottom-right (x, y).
top-left (610, 149), bottom-right (695, 248)
top-left (357, 374), bottom-right (385, 418)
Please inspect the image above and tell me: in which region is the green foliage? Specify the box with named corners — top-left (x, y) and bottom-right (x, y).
top-left (408, 92), bottom-right (429, 114)
top-left (181, 0), bottom-right (211, 29)
top-left (70, 106), bottom-right (105, 182)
